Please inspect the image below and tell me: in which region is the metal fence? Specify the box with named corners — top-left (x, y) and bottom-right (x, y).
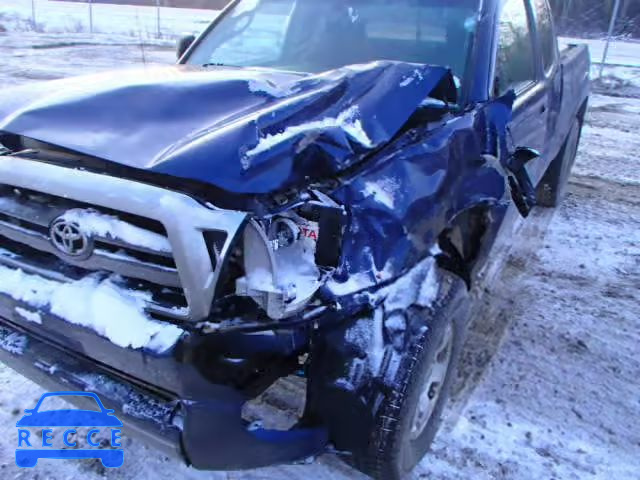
top-left (599, 0), bottom-right (622, 77)
top-left (27, 0), bottom-right (182, 37)
top-left (551, 0), bottom-right (638, 39)
top-left (5, 0), bottom-right (218, 39)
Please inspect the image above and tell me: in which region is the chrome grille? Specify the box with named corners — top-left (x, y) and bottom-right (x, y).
top-left (0, 186), bottom-right (181, 288)
top-left (0, 186), bottom-right (189, 319)
top-left (0, 156), bottom-right (247, 322)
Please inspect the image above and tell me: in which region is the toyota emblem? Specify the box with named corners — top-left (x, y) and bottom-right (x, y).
top-left (49, 217), bottom-right (93, 258)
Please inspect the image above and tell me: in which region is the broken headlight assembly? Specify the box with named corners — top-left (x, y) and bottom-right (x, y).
top-left (235, 192), bottom-right (345, 319)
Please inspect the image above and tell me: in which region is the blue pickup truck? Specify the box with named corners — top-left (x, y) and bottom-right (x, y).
top-left (0, 0), bottom-right (588, 478)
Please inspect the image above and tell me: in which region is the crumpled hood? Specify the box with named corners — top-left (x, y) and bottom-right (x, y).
top-left (0, 62), bottom-right (455, 194)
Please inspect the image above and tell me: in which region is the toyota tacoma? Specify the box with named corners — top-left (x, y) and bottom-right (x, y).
top-left (0, 0), bottom-right (589, 478)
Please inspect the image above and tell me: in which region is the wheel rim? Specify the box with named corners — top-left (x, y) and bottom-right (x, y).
top-left (409, 324), bottom-right (454, 440)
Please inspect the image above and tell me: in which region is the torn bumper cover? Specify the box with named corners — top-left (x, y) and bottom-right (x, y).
top-left (0, 309), bottom-right (327, 469)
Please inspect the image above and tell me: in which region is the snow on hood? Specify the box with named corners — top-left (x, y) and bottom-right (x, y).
top-left (0, 62), bottom-right (456, 194)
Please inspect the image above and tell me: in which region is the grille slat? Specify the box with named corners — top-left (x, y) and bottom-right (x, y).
top-left (0, 193), bottom-right (62, 227)
top-left (0, 249), bottom-right (188, 320)
top-left (0, 214), bottom-right (181, 288)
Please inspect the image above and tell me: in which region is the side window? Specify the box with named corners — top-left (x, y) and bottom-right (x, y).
top-left (533, 0), bottom-right (557, 73)
top-left (496, 0), bottom-right (536, 95)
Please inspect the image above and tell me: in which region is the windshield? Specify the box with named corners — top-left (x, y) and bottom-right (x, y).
top-left (187, 0), bottom-right (480, 80)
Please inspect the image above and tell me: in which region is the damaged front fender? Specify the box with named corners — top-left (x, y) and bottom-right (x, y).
top-left (307, 260), bottom-right (470, 458)
top-left (324, 94), bottom-right (520, 302)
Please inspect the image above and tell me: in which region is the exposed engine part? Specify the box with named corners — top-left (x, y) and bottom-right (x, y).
top-left (234, 191), bottom-right (345, 320)
top-left (297, 201), bottom-right (347, 268)
top-left (268, 217), bottom-right (300, 250)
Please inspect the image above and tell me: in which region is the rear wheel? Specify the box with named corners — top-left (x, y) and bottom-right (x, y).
top-left (536, 118), bottom-right (582, 207)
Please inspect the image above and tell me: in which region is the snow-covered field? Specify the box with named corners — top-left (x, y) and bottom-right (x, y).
top-left (0, 0), bottom-right (218, 39)
top-left (0, 4), bottom-right (639, 480)
top-left (560, 37), bottom-right (640, 68)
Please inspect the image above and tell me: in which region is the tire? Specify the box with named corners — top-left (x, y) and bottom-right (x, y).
top-left (536, 118), bottom-right (582, 207)
top-left (355, 289), bottom-right (466, 480)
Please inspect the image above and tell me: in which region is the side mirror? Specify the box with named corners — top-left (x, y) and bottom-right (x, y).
top-left (176, 35), bottom-right (196, 60)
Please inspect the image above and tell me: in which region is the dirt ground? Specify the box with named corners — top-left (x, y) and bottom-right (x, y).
top-left (0, 33), bottom-right (638, 479)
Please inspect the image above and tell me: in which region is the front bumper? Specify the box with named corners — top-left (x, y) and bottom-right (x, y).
top-left (0, 310), bottom-right (328, 470)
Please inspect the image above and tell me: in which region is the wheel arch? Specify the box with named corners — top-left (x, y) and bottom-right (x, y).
top-left (435, 202), bottom-right (501, 289)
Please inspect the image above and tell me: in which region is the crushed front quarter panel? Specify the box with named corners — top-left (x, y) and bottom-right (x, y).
top-left (305, 91), bottom-right (524, 455)
top-left (322, 92), bottom-right (518, 305)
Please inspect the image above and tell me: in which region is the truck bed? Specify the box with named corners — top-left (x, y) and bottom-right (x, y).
top-left (557, 43), bottom-right (591, 142)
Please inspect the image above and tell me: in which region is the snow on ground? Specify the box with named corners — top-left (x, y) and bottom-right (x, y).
top-left (560, 37), bottom-right (640, 67)
top-left (0, 19), bottom-right (638, 480)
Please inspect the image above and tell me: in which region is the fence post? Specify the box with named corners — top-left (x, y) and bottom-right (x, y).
top-left (156, 0), bottom-right (161, 38)
top-left (31, 0), bottom-right (36, 28)
top-left (89, 0), bottom-right (94, 34)
top-left (599, 0), bottom-right (622, 78)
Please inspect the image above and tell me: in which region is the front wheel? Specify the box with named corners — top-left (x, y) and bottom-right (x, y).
top-left (356, 306), bottom-right (463, 480)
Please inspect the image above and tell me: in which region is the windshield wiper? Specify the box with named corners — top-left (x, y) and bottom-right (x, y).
top-left (202, 62), bottom-right (228, 68)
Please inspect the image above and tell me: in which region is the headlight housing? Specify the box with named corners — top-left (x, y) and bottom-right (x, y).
top-left (235, 216), bottom-right (321, 319)
top-left (235, 194), bottom-right (345, 319)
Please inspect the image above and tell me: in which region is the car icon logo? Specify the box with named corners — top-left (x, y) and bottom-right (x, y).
top-left (15, 391), bottom-right (123, 468)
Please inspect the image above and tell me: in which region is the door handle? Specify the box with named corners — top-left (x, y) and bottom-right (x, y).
top-left (540, 104), bottom-right (547, 114)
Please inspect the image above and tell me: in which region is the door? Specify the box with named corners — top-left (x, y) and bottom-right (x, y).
top-left (532, 0), bottom-right (564, 181)
top-left (495, 0), bottom-right (549, 183)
